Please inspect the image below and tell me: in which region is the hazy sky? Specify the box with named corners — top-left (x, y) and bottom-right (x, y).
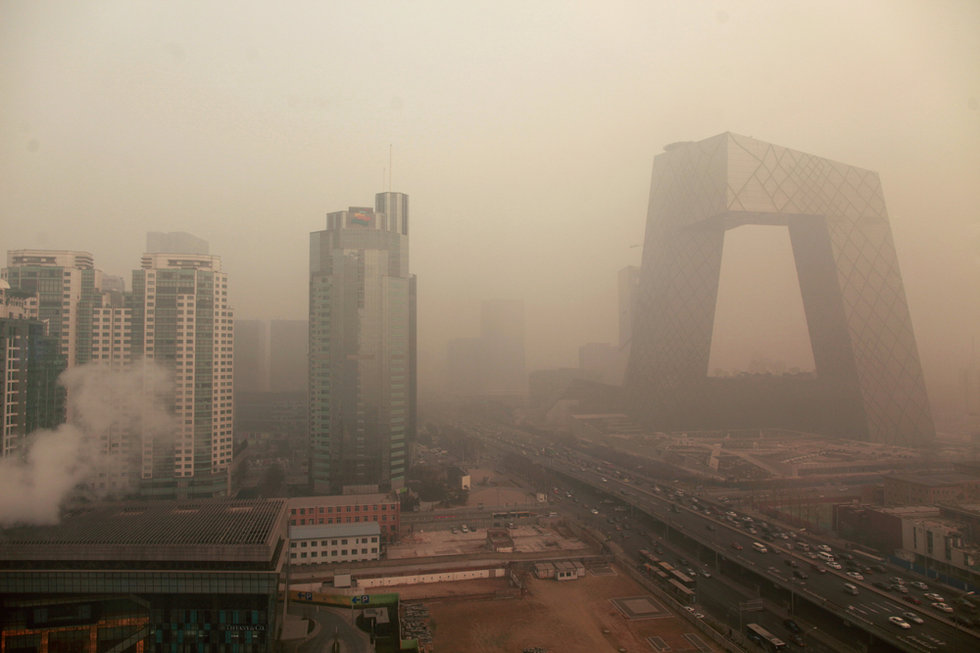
top-left (2, 1), bottom-right (978, 411)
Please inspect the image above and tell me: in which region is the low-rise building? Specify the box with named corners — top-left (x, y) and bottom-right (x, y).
top-left (288, 522), bottom-right (381, 565)
top-left (287, 493), bottom-right (400, 542)
top-left (0, 499), bottom-right (288, 652)
top-left (883, 472), bottom-right (980, 506)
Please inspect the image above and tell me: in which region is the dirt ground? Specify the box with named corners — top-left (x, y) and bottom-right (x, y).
top-left (418, 567), bottom-right (724, 653)
top-left (466, 467), bottom-right (535, 507)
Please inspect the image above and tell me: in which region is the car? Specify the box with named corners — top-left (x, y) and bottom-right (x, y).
top-left (788, 633), bottom-right (806, 647)
top-left (909, 580), bottom-right (928, 591)
top-left (902, 595), bottom-right (922, 605)
top-left (932, 602), bottom-right (953, 613)
top-left (873, 581), bottom-right (889, 590)
top-left (902, 612), bottom-right (924, 624)
top-left (590, 508), bottom-right (599, 515)
top-left (784, 558), bottom-right (799, 568)
top-left (686, 568), bottom-right (697, 578)
top-left (890, 584), bottom-right (908, 594)
top-left (783, 619), bottom-right (802, 634)
top-left (924, 592), bottom-right (944, 603)
top-left (889, 576), bottom-right (906, 585)
top-left (827, 561), bottom-right (842, 570)
top-left (793, 569), bottom-right (809, 580)
top-left (888, 616), bottom-right (911, 629)
top-left (731, 541), bottom-right (743, 551)
top-left (701, 569), bottom-right (712, 578)
top-left (871, 564), bottom-right (886, 573)
top-left (846, 571), bottom-right (864, 581)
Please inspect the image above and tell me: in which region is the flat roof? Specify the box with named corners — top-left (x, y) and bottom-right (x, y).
top-left (0, 499), bottom-right (287, 563)
top-left (884, 473), bottom-right (980, 487)
top-left (290, 522), bottom-right (380, 540)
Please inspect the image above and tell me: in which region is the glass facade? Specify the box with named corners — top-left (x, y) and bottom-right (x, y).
top-left (309, 192), bottom-right (416, 493)
top-left (627, 133), bottom-right (934, 446)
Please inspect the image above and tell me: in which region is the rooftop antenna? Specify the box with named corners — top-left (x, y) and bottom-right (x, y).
top-left (388, 144), bottom-right (393, 192)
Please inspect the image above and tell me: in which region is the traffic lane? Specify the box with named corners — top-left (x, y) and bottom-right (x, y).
top-left (609, 484), bottom-right (975, 647)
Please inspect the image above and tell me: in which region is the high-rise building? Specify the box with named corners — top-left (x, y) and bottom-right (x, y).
top-left (131, 253), bottom-right (234, 498)
top-left (309, 192), bottom-right (416, 494)
top-left (3, 250), bottom-right (100, 368)
top-left (479, 299), bottom-right (525, 395)
top-left (627, 133), bottom-right (935, 446)
top-left (146, 231), bottom-right (210, 255)
top-left (0, 281), bottom-right (65, 457)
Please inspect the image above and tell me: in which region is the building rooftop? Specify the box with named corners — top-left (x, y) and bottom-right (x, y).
top-left (0, 499), bottom-right (286, 563)
top-left (289, 522), bottom-right (380, 540)
top-left (884, 473), bottom-right (980, 487)
top-left (286, 494), bottom-right (395, 509)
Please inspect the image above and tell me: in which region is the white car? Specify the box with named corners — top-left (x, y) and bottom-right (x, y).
top-left (827, 561), bottom-right (843, 570)
top-left (888, 616), bottom-right (911, 629)
top-left (924, 592), bottom-right (944, 603)
top-left (902, 612), bottom-right (924, 624)
top-left (846, 571), bottom-right (864, 581)
top-left (909, 581), bottom-right (928, 591)
top-left (931, 602), bottom-right (953, 613)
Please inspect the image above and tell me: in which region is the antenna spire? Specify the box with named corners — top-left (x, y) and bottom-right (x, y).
top-left (388, 144), bottom-right (393, 192)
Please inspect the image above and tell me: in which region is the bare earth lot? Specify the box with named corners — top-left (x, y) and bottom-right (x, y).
top-left (419, 567), bottom-right (723, 653)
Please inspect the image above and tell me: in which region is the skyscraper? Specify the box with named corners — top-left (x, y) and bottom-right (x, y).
top-left (131, 253), bottom-right (234, 498)
top-left (0, 281), bottom-right (65, 458)
top-left (309, 191), bottom-right (416, 494)
top-left (627, 133), bottom-right (934, 446)
top-left (3, 250), bottom-right (100, 368)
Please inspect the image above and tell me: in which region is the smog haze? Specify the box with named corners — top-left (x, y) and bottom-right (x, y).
top-left (2, 0), bottom-right (978, 413)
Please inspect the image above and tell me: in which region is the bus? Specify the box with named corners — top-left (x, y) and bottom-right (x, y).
top-left (639, 549), bottom-right (659, 564)
top-left (658, 561), bottom-right (675, 574)
top-left (670, 569), bottom-right (696, 590)
top-left (745, 623), bottom-right (786, 651)
top-left (642, 563), bottom-right (658, 576)
top-left (667, 579), bottom-right (696, 605)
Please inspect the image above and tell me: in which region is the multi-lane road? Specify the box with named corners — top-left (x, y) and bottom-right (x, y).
top-left (476, 429), bottom-right (980, 652)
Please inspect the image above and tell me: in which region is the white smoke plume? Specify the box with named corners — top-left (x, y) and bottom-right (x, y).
top-left (0, 361), bottom-right (176, 527)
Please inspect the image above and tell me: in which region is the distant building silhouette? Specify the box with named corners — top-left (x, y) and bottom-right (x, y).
top-left (146, 231), bottom-right (209, 255)
top-left (481, 299), bottom-right (526, 395)
top-left (627, 133), bottom-right (934, 446)
top-left (269, 319), bottom-right (308, 393)
top-left (235, 319), bottom-right (269, 393)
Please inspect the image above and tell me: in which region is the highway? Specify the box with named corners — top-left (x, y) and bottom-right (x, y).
top-left (474, 429), bottom-right (980, 652)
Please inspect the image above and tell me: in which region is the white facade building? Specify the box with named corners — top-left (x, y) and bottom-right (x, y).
top-left (288, 522), bottom-right (381, 564)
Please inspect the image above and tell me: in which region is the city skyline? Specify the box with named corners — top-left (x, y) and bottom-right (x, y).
top-left (1, 2), bottom-right (978, 418)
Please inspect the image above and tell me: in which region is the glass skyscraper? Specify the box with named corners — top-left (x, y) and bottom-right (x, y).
top-left (309, 192), bottom-right (416, 494)
top-left (627, 133), bottom-right (934, 446)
